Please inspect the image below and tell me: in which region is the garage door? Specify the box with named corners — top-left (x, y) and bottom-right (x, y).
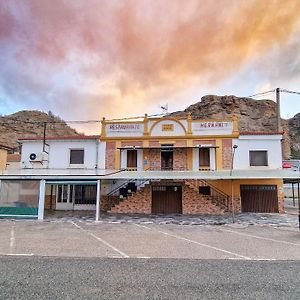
top-left (240, 185), bottom-right (278, 213)
top-left (152, 185), bottom-right (182, 214)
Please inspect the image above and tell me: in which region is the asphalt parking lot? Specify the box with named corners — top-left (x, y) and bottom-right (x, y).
top-left (0, 219), bottom-right (299, 260)
top-left (1, 219), bottom-right (300, 299)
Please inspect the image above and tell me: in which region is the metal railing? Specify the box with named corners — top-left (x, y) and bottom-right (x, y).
top-left (186, 179), bottom-right (230, 210)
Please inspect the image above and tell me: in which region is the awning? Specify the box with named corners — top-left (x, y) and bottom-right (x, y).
top-left (1, 169), bottom-right (300, 181)
top-left (117, 146), bottom-right (218, 150)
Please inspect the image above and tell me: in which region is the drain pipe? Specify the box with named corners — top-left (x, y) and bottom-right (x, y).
top-left (95, 139), bottom-right (99, 169)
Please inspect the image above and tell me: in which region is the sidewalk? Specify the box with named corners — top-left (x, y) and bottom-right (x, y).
top-left (44, 212), bottom-right (299, 228)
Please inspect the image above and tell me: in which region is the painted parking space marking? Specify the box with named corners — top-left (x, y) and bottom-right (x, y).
top-left (0, 253), bottom-right (34, 257)
top-left (134, 224), bottom-right (252, 260)
top-left (220, 228), bottom-right (300, 247)
top-left (9, 223), bottom-right (15, 254)
top-left (71, 221), bottom-right (129, 258)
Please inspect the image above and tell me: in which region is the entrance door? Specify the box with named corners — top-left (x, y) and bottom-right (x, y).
top-left (199, 148), bottom-right (210, 170)
top-left (152, 185), bottom-right (182, 214)
top-left (240, 185), bottom-right (278, 213)
top-left (56, 185), bottom-right (74, 210)
top-left (127, 150), bottom-right (137, 170)
top-left (161, 145), bottom-right (173, 170)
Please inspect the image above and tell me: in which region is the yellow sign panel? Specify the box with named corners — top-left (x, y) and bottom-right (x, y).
top-left (162, 124), bottom-right (174, 131)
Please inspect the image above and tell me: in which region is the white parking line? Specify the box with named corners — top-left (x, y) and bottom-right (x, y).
top-left (0, 253), bottom-right (34, 257)
top-left (71, 221), bottom-right (129, 258)
top-left (220, 228), bottom-right (300, 247)
top-left (134, 224), bottom-right (252, 260)
top-left (9, 224), bottom-right (15, 254)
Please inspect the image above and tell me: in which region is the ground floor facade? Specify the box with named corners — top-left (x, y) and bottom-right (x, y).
top-left (101, 178), bottom-right (284, 215)
top-left (0, 175), bottom-right (286, 220)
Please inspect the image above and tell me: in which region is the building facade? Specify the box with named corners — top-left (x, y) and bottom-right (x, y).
top-left (0, 114), bottom-right (290, 219)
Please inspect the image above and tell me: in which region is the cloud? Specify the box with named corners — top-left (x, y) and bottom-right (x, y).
top-left (0, 0), bottom-right (300, 130)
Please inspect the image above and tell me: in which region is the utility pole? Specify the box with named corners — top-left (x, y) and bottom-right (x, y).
top-left (276, 88), bottom-right (281, 132)
top-left (230, 145), bottom-right (238, 223)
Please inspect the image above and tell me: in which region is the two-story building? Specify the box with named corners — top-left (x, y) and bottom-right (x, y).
top-left (0, 114), bottom-right (297, 220)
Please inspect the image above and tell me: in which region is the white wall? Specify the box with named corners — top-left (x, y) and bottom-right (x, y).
top-left (21, 139), bottom-right (106, 170)
top-left (233, 135), bottom-right (282, 170)
top-left (150, 119), bottom-right (186, 136)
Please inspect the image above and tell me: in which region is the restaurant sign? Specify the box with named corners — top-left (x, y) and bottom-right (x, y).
top-left (193, 122), bottom-right (233, 131)
top-left (107, 123), bottom-right (143, 133)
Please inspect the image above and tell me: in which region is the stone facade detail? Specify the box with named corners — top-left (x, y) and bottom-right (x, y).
top-left (173, 148), bottom-right (187, 170)
top-left (105, 141), bottom-right (116, 169)
top-left (182, 185), bottom-right (225, 215)
top-left (222, 139), bottom-right (232, 169)
top-left (148, 150), bottom-right (161, 171)
top-left (109, 181), bottom-right (227, 215)
top-left (110, 185), bottom-right (152, 214)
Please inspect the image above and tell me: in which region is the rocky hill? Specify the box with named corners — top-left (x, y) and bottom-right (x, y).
top-left (1, 96), bottom-right (300, 159)
top-left (0, 110), bottom-right (79, 150)
top-left (170, 95), bottom-right (299, 159)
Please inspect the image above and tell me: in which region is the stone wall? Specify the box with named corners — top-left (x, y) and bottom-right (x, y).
top-left (222, 139), bottom-right (232, 169)
top-left (148, 149), bottom-right (161, 171)
top-left (109, 182), bottom-right (226, 215)
top-left (182, 185), bottom-right (225, 215)
top-left (105, 141), bottom-right (116, 169)
top-left (110, 185), bottom-right (152, 214)
top-left (173, 148), bottom-right (187, 170)
top-left (100, 195), bottom-right (120, 212)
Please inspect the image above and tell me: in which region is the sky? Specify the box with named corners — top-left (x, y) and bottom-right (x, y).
top-left (1, 0), bottom-right (300, 134)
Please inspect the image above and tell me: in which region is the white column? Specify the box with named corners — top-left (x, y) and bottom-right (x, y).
top-left (192, 148), bottom-right (198, 171)
top-left (137, 150), bottom-right (143, 171)
top-left (95, 179), bottom-right (101, 222)
top-left (210, 148), bottom-right (216, 171)
top-left (121, 150), bottom-right (127, 169)
top-left (38, 179), bottom-right (46, 220)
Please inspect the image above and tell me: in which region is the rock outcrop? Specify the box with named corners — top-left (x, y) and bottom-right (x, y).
top-left (0, 110), bottom-right (79, 150)
top-left (170, 95), bottom-right (292, 159)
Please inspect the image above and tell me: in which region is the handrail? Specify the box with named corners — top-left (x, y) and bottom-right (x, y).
top-left (107, 180), bottom-right (132, 196)
top-left (198, 179), bottom-right (230, 199)
top-left (186, 179), bottom-right (230, 210)
top-left (107, 178), bottom-right (149, 197)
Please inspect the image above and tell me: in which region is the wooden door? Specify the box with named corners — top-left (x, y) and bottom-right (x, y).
top-left (127, 150), bottom-right (137, 169)
top-left (152, 185), bottom-right (182, 214)
top-left (240, 185), bottom-right (278, 213)
top-left (199, 148), bottom-right (210, 169)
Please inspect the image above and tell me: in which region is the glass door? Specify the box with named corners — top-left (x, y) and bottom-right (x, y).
top-left (56, 185), bottom-right (74, 210)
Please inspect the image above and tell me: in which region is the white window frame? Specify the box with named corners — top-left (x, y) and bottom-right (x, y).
top-left (69, 148), bottom-right (85, 168)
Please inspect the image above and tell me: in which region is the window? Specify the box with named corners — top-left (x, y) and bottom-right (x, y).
top-left (249, 151), bottom-right (268, 166)
top-left (74, 185), bottom-right (96, 205)
top-left (127, 150), bottom-right (137, 169)
top-left (70, 149), bottom-right (84, 165)
top-left (161, 144), bottom-right (173, 170)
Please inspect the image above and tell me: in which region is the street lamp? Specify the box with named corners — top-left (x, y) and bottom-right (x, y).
top-left (230, 145), bottom-right (238, 223)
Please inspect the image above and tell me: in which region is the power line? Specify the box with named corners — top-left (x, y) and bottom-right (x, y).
top-left (281, 89), bottom-right (300, 96)
top-left (1, 88), bottom-right (300, 126)
top-left (247, 89), bottom-right (275, 98)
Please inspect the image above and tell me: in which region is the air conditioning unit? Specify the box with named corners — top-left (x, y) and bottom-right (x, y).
top-left (29, 153), bottom-right (44, 162)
